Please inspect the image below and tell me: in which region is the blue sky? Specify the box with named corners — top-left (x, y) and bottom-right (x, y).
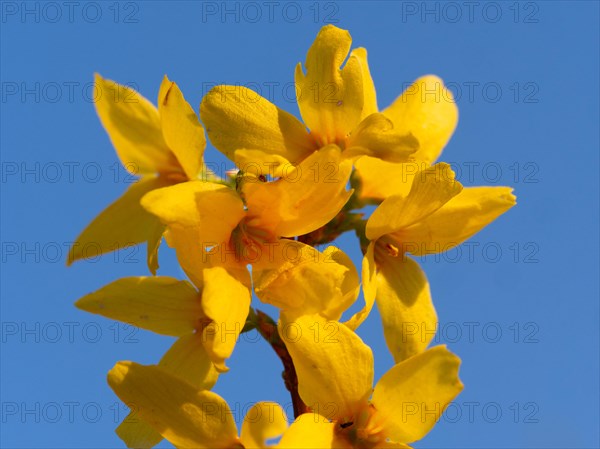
top-left (1, 1), bottom-right (598, 448)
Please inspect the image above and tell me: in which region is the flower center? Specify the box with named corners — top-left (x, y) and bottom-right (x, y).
top-left (310, 131), bottom-right (348, 151)
top-left (229, 216), bottom-right (276, 263)
top-left (335, 404), bottom-right (387, 449)
top-left (374, 235), bottom-right (405, 266)
top-left (159, 168), bottom-right (188, 184)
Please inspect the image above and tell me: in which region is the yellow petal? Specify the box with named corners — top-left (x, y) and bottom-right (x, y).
top-left (67, 176), bottom-right (168, 266)
top-left (200, 85), bottom-right (314, 165)
top-left (159, 333), bottom-right (220, 389)
top-left (141, 181), bottom-right (245, 245)
top-left (115, 419), bottom-right (160, 449)
top-left (233, 149), bottom-right (293, 178)
top-left (371, 346), bottom-right (463, 443)
top-left (374, 254), bottom-right (436, 362)
top-left (162, 228), bottom-right (214, 289)
top-left (278, 413), bottom-right (345, 449)
top-left (162, 222), bottom-right (249, 292)
top-left (108, 362), bottom-right (239, 449)
top-left (280, 314), bottom-right (373, 423)
top-left (353, 157), bottom-right (419, 201)
top-left (366, 163), bottom-right (462, 241)
top-left (243, 145), bottom-right (353, 237)
top-left (254, 242), bottom-right (359, 321)
top-left (146, 223), bottom-right (164, 276)
top-left (398, 186), bottom-right (517, 255)
top-left (295, 25), bottom-right (364, 143)
top-left (344, 242), bottom-right (376, 331)
top-left (351, 48), bottom-right (378, 120)
top-left (115, 334), bottom-right (219, 449)
top-left (375, 442), bottom-right (411, 449)
top-left (75, 277), bottom-right (201, 336)
top-left (200, 266), bottom-right (251, 372)
top-left (346, 113), bottom-right (418, 163)
top-left (382, 76), bottom-right (458, 164)
top-left (241, 402), bottom-right (288, 449)
top-left (94, 74), bottom-right (177, 175)
top-left (158, 76), bottom-right (205, 180)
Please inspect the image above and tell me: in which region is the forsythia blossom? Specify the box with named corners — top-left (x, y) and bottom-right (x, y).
top-left (68, 75), bottom-right (210, 274)
top-left (200, 25), bottom-right (418, 176)
top-left (71, 24), bottom-right (516, 448)
top-left (279, 315), bottom-right (463, 448)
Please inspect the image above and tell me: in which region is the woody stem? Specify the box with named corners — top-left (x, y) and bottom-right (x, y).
top-left (253, 309), bottom-right (309, 418)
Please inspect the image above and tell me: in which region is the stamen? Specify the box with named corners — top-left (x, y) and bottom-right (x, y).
top-left (385, 243), bottom-right (399, 257)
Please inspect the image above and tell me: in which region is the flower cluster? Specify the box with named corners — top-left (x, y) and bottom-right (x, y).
top-left (71, 25), bottom-right (516, 448)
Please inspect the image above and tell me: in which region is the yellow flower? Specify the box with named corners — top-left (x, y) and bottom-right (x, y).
top-left (74, 275), bottom-right (240, 446)
top-left (108, 361), bottom-right (288, 449)
top-left (278, 315), bottom-right (463, 449)
top-left (68, 74), bottom-right (208, 274)
top-left (199, 25), bottom-right (417, 176)
top-left (77, 155), bottom-right (363, 443)
top-left (354, 163), bottom-right (516, 362)
top-left (354, 75), bottom-right (459, 201)
top-left (141, 145), bottom-right (360, 322)
top-left (75, 273), bottom-right (248, 373)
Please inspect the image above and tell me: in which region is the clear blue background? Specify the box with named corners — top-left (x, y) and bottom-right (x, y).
top-left (1, 1), bottom-right (598, 448)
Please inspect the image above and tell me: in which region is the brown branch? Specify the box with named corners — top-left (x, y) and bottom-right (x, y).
top-left (253, 309), bottom-right (309, 418)
top-left (297, 211), bottom-right (364, 246)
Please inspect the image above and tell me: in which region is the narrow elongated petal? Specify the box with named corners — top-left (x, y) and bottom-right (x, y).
top-left (108, 362), bottom-right (239, 449)
top-left (351, 48), bottom-right (378, 120)
top-left (67, 177), bottom-right (168, 266)
top-left (344, 242), bottom-right (376, 331)
top-left (254, 242), bottom-right (359, 320)
top-left (200, 85), bottom-right (314, 164)
top-left (200, 266), bottom-right (252, 372)
top-left (371, 346), bottom-right (463, 443)
top-left (353, 157), bottom-right (418, 200)
top-left (244, 145), bottom-right (353, 237)
top-left (141, 181), bottom-right (245, 245)
top-left (94, 74), bottom-right (177, 174)
top-left (375, 254), bottom-right (436, 362)
top-left (158, 76), bottom-right (205, 180)
top-left (398, 186), bottom-right (517, 255)
top-left (116, 334), bottom-right (219, 448)
top-left (146, 223), bottom-right (164, 276)
top-left (280, 314), bottom-right (374, 423)
top-left (366, 163), bottom-right (462, 240)
top-left (382, 76), bottom-right (458, 164)
top-left (75, 277), bottom-right (201, 336)
top-left (278, 414), bottom-right (345, 449)
top-left (241, 402), bottom-right (288, 448)
top-left (345, 113), bottom-right (418, 162)
top-left (295, 25), bottom-right (364, 142)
